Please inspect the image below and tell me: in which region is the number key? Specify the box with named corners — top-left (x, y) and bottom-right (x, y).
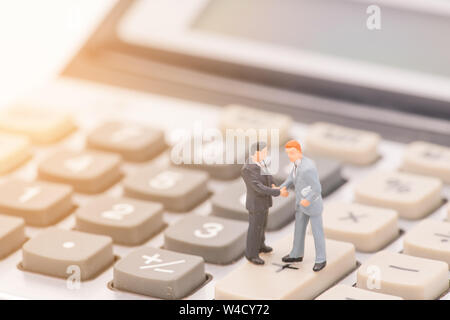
top-left (123, 164), bottom-right (209, 212)
top-left (211, 180), bottom-right (295, 230)
top-left (0, 179), bottom-right (73, 226)
top-left (172, 138), bottom-right (244, 180)
top-left (75, 196), bottom-right (164, 245)
top-left (0, 106), bottom-right (75, 143)
top-left (38, 150), bottom-right (122, 193)
top-left (113, 247), bottom-right (206, 299)
top-left (164, 214), bottom-right (247, 264)
top-left (87, 121), bottom-right (166, 162)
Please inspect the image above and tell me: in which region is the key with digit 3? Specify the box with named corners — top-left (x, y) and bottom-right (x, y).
top-left (164, 214), bottom-right (247, 264)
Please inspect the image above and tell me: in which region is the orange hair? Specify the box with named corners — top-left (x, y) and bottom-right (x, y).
top-left (284, 140), bottom-right (302, 153)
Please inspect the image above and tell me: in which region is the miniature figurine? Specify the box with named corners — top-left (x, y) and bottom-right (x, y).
top-left (278, 140), bottom-right (327, 271)
top-left (241, 141), bottom-right (288, 265)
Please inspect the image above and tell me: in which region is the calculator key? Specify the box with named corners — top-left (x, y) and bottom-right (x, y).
top-left (215, 235), bottom-right (356, 299)
top-left (22, 228), bottom-right (114, 280)
top-left (87, 121), bottom-right (166, 162)
top-left (354, 171), bottom-right (442, 220)
top-left (403, 219), bottom-right (450, 267)
top-left (123, 165), bottom-right (209, 212)
top-left (321, 202), bottom-right (399, 252)
top-left (219, 104), bottom-right (293, 144)
top-left (357, 251), bottom-right (448, 300)
top-left (402, 141), bottom-right (450, 184)
top-left (38, 150), bottom-right (122, 193)
top-left (0, 133), bottom-right (31, 174)
top-left (172, 138), bottom-right (244, 180)
top-left (211, 180), bottom-right (295, 230)
top-left (273, 151), bottom-right (344, 197)
top-left (164, 214), bottom-right (247, 264)
top-left (0, 106), bottom-right (75, 143)
top-left (113, 246), bottom-right (205, 299)
top-left (316, 284), bottom-right (403, 300)
top-left (305, 122), bottom-right (380, 165)
top-left (0, 215), bottom-right (26, 259)
top-left (0, 179), bottom-right (73, 226)
top-left (75, 196), bottom-right (164, 246)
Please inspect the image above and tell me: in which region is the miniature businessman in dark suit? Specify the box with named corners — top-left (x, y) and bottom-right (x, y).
top-left (241, 142), bottom-right (288, 265)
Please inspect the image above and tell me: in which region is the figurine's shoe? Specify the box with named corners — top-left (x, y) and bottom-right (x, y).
top-left (282, 255), bottom-right (303, 263)
top-left (246, 256), bottom-right (265, 265)
top-left (259, 245), bottom-right (273, 253)
top-left (313, 261), bottom-right (327, 272)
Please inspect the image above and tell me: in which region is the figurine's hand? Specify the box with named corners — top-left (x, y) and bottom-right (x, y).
top-left (280, 187), bottom-right (289, 197)
top-left (271, 184), bottom-right (280, 189)
top-left (300, 199), bottom-right (310, 207)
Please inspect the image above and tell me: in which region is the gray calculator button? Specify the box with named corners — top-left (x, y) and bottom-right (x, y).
top-left (219, 104), bottom-right (293, 145)
top-left (22, 228), bottom-right (114, 280)
top-left (113, 246), bottom-right (205, 299)
top-left (172, 138), bottom-right (244, 180)
top-left (211, 180), bottom-right (295, 230)
top-left (123, 164), bottom-right (209, 212)
top-left (354, 171), bottom-right (442, 220)
top-left (305, 122), bottom-right (380, 165)
top-left (0, 179), bottom-right (73, 226)
top-left (0, 106), bottom-right (75, 143)
top-left (357, 251), bottom-right (448, 300)
top-left (403, 219), bottom-right (450, 266)
top-left (75, 196), bottom-right (164, 245)
top-left (164, 214), bottom-right (247, 264)
top-left (215, 235), bottom-right (356, 299)
top-left (0, 133), bottom-right (31, 174)
top-left (0, 215), bottom-right (26, 259)
top-left (274, 150), bottom-right (343, 197)
top-left (87, 121), bottom-right (166, 162)
top-left (38, 150), bottom-right (122, 193)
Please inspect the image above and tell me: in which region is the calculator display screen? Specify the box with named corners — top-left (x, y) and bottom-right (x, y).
top-left (193, 0), bottom-right (450, 80)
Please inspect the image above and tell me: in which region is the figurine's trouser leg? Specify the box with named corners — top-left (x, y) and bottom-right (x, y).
top-left (261, 210), bottom-right (268, 247)
top-left (246, 209), bottom-right (268, 258)
top-left (291, 211), bottom-right (326, 263)
top-left (309, 214), bottom-right (326, 263)
top-left (290, 211), bottom-right (309, 258)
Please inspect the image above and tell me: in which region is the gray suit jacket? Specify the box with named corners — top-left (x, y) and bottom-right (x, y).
top-left (241, 159), bottom-right (280, 213)
top-left (280, 156), bottom-right (323, 216)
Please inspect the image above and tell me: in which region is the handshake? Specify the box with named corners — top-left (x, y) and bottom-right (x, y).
top-left (272, 184), bottom-right (289, 197)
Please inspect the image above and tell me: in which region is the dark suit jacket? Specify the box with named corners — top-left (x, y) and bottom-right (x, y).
top-left (241, 158), bottom-right (280, 213)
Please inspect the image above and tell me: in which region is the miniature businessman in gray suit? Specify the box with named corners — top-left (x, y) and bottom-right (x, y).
top-left (241, 142), bottom-right (288, 265)
top-left (279, 140), bottom-right (327, 272)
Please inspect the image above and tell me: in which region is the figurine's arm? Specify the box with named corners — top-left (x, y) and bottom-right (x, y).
top-left (280, 171), bottom-right (294, 190)
top-left (301, 169), bottom-right (322, 204)
top-left (243, 168), bottom-right (280, 197)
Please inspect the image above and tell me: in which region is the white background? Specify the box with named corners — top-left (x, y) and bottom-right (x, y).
top-left (0, 0), bottom-right (115, 107)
